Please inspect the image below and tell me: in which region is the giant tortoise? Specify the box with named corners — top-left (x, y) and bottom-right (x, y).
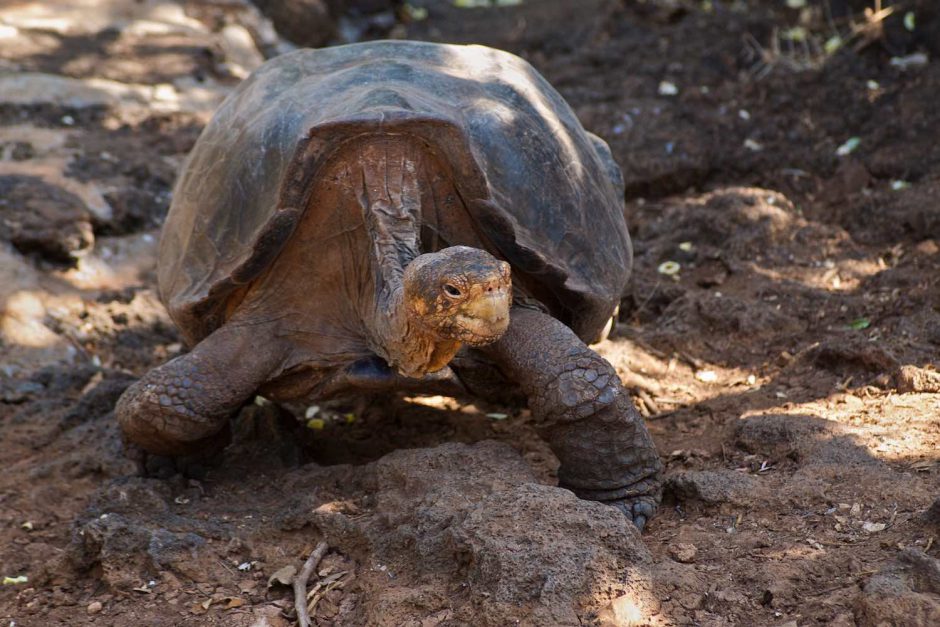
top-left (116, 41), bottom-right (663, 528)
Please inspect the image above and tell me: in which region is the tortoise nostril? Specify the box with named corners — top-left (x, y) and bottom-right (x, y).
top-left (486, 286), bottom-right (493, 293)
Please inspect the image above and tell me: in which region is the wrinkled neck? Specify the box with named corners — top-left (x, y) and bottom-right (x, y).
top-left (380, 290), bottom-right (461, 378)
top-left (355, 137), bottom-right (460, 377)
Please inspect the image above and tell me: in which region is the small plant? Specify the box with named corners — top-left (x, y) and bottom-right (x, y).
top-left (743, 1), bottom-right (906, 79)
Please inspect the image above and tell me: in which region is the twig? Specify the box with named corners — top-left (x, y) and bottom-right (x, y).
top-left (636, 388), bottom-right (660, 415)
top-left (293, 541), bottom-right (329, 627)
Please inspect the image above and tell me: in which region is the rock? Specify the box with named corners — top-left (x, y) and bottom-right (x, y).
top-left (923, 496), bottom-right (940, 528)
top-left (70, 513), bottom-right (210, 588)
top-left (219, 23), bottom-right (265, 79)
top-left (900, 548), bottom-right (940, 595)
top-left (311, 441), bottom-right (538, 570)
top-left (0, 73), bottom-right (116, 108)
top-left (854, 551), bottom-right (940, 625)
top-left (653, 560), bottom-right (709, 613)
top-left (307, 441), bottom-right (656, 625)
top-left (59, 372), bottom-right (136, 431)
top-left (0, 0), bottom-right (201, 36)
top-left (665, 470), bottom-right (760, 506)
top-left (669, 543), bottom-right (698, 564)
top-left (597, 593), bottom-right (649, 627)
top-left (68, 513), bottom-right (154, 589)
top-left (635, 188), bottom-right (803, 264)
top-left (86, 601), bottom-right (103, 614)
top-left (87, 477), bottom-right (171, 516)
top-left (820, 158), bottom-right (871, 204)
top-left (0, 161), bottom-right (113, 221)
top-left (808, 339), bottom-right (899, 376)
top-left (251, 0), bottom-right (337, 47)
top-left (68, 479), bottom-right (220, 589)
top-left (896, 365), bottom-right (940, 393)
top-left (0, 248), bottom-right (77, 369)
top-left (147, 528), bottom-right (210, 582)
top-left (734, 412), bottom-right (886, 467)
top-left (450, 484), bottom-right (653, 625)
top-left (734, 413), bottom-right (829, 458)
top-left (0, 72), bottom-right (225, 118)
top-left (0, 174), bottom-right (94, 263)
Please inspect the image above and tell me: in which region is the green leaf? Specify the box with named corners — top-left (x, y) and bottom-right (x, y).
top-left (824, 35), bottom-right (843, 55)
top-left (848, 318), bottom-right (871, 330)
top-left (836, 137), bottom-right (861, 157)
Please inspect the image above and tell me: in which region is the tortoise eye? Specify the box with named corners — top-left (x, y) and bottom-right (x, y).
top-left (442, 283), bottom-right (462, 298)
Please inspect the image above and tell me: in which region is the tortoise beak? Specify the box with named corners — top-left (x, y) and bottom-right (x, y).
top-left (467, 292), bottom-right (510, 322)
top-left (463, 289), bottom-right (511, 343)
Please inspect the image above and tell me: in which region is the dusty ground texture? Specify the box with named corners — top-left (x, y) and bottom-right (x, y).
top-left (1, 0), bottom-right (939, 625)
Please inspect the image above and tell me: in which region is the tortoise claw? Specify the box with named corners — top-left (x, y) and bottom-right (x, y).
top-left (611, 498), bottom-right (657, 532)
top-left (121, 427), bottom-right (229, 480)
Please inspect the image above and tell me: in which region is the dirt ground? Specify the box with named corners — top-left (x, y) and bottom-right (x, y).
top-left (1, 1), bottom-right (939, 625)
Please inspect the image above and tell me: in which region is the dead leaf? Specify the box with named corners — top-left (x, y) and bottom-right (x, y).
top-left (910, 459), bottom-right (936, 472)
top-left (225, 597), bottom-right (246, 609)
top-left (267, 564), bottom-right (297, 587)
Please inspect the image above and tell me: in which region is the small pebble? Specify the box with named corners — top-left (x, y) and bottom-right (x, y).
top-left (87, 601), bottom-right (103, 614)
top-left (658, 81), bottom-right (679, 96)
top-left (695, 370), bottom-right (717, 383)
top-left (669, 543), bottom-right (698, 563)
top-left (862, 521), bottom-right (886, 533)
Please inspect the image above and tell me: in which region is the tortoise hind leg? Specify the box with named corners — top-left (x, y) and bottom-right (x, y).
top-left (482, 308), bottom-right (663, 530)
top-left (116, 324), bottom-right (285, 458)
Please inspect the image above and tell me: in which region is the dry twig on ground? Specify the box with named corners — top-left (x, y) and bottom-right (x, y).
top-left (293, 541), bottom-right (329, 627)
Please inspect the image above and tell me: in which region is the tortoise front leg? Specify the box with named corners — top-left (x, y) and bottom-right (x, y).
top-left (483, 308), bottom-right (663, 529)
top-left (116, 324), bottom-right (285, 457)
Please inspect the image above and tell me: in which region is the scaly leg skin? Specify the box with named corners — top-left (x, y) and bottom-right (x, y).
top-left (116, 324), bottom-right (285, 459)
top-left (484, 308), bottom-right (663, 530)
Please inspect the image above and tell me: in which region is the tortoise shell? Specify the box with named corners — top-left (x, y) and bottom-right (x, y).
top-left (158, 40), bottom-right (630, 347)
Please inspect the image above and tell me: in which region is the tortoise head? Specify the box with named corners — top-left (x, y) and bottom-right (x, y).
top-left (403, 246), bottom-right (512, 346)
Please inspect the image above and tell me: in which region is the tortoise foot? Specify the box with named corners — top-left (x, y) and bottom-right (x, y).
top-left (551, 396), bottom-right (663, 531)
top-left (115, 326), bottom-right (283, 457)
top-left (609, 497), bottom-right (658, 532)
top-left (122, 427), bottom-right (230, 480)
top-left (567, 463), bottom-right (663, 531)
top-left (484, 309), bottom-right (663, 531)
top-left (116, 355), bottom-right (233, 457)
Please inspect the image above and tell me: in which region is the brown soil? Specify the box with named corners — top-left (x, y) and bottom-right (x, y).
top-left (1, 1), bottom-right (938, 625)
